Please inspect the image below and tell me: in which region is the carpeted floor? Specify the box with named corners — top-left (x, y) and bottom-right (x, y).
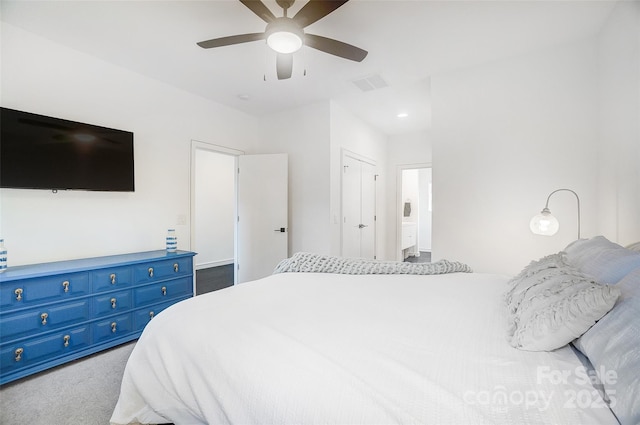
top-left (0, 268), bottom-right (230, 425)
top-left (0, 341), bottom-right (135, 425)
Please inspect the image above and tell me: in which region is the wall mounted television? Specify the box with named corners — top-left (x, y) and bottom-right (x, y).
top-left (0, 107), bottom-right (134, 192)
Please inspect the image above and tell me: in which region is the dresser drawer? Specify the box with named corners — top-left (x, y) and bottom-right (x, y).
top-left (133, 257), bottom-right (192, 284)
top-left (93, 290), bottom-right (133, 316)
top-left (134, 277), bottom-right (192, 307)
top-left (92, 266), bottom-right (133, 292)
top-left (93, 314), bottom-right (133, 344)
top-left (0, 299), bottom-right (90, 341)
top-left (0, 326), bottom-right (90, 375)
top-left (0, 273), bottom-right (90, 310)
top-left (134, 298), bottom-right (186, 331)
top-left (0, 250), bottom-right (195, 385)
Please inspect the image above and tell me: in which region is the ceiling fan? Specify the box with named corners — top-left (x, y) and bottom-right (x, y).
top-left (197, 0), bottom-right (368, 80)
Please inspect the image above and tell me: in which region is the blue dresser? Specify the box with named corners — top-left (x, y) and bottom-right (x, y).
top-left (0, 250), bottom-right (196, 385)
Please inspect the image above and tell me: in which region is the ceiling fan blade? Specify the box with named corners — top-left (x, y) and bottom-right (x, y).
top-left (197, 33), bottom-right (265, 49)
top-left (293, 0), bottom-right (349, 27)
top-left (304, 34), bottom-right (367, 62)
top-left (276, 53), bottom-right (293, 80)
top-left (239, 0), bottom-right (276, 23)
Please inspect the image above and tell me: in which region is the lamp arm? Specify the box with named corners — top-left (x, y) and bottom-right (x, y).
top-left (544, 188), bottom-right (581, 239)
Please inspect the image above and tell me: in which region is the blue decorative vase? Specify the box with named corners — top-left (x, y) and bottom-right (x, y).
top-left (166, 229), bottom-right (177, 253)
top-left (0, 239), bottom-right (6, 272)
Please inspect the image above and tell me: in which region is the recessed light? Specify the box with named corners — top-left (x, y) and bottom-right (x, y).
top-left (397, 112), bottom-right (409, 118)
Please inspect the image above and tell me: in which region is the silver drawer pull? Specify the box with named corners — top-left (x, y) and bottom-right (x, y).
top-left (110, 273), bottom-right (116, 284)
top-left (14, 288), bottom-right (23, 301)
top-left (149, 311), bottom-right (155, 320)
top-left (15, 348), bottom-right (24, 362)
top-left (40, 312), bottom-right (49, 325)
top-left (111, 298), bottom-right (117, 309)
top-left (173, 263), bottom-right (179, 272)
top-left (148, 267), bottom-right (154, 278)
top-left (111, 322), bottom-right (117, 333)
top-left (63, 335), bottom-right (70, 347)
top-left (161, 286), bottom-right (167, 296)
top-left (62, 281), bottom-right (70, 292)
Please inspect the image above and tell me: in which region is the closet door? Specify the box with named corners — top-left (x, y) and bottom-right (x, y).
top-left (341, 153), bottom-right (376, 259)
top-left (342, 155), bottom-right (362, 258)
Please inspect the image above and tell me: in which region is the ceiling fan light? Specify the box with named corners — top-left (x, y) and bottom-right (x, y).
top-left (267, 31), bottom-right (303, 54)
top-left (265, 17), bottom-right (304, 54)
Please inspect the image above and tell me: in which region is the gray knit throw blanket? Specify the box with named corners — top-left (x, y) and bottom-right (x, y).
top-left (273, 252), bottom-right (472, 275)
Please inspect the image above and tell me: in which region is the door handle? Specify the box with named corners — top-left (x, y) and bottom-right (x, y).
top-left (358, 224), bottom-right (368, 229)
top-left (274, 228), bottom-right (286, 233)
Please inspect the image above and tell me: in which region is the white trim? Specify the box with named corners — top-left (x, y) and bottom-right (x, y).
top-left (189, 140), bottom-right (245, 292)
top-left (195, 259), bottom-right (234, 271)
top-left (342, 148), bottom-right (376, 166)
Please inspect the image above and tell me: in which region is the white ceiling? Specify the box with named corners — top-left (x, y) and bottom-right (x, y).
top-left (1, 0), bottom-right (616, 136)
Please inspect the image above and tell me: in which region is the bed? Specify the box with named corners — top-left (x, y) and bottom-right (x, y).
top-left (110, 237), bottom-right (640, 425)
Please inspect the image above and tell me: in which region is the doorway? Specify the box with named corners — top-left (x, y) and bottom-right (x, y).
top-left (397, 165), bottom-right (432, 262)
top-left (191, 141), bottom-right (289, 291)
top-left (191, 141), bottom-right (243, 294)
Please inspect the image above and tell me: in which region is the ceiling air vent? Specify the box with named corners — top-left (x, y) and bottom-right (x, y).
top-left (351, 74), bottom-right (388, 92)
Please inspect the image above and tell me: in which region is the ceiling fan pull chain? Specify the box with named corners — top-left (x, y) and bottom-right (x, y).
top-left (263, 42), bottom-right (269, 82)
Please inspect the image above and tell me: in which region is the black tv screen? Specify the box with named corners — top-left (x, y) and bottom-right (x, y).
top-left (0, 107), bottom-right (134, 191)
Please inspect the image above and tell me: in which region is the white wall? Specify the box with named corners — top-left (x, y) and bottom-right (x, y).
top-left (0, 23), bottom-right (260, 266)
top-left (418, 168), bottom-right (432, 252)
top-left (401, 169), bottom-right (420, 226)
top-left (256, 102), bottom-right (332, 256)
top-left (329, 102), bottom-right (388, 259)
top-left (0, 23), bottom-right (392, 267)
top-left (431, 39), bottom-right (599, 275)
top-left (193, 149), bottom-right (235, 269)
top-left (596, 0), bottom-right (640, 246)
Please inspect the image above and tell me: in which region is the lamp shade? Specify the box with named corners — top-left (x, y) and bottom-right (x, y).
top-left (530, 209), bottom-right (559, 236)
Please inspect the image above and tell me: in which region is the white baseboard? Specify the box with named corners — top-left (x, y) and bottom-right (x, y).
top-left (195, 258), bottom-right (234, 270)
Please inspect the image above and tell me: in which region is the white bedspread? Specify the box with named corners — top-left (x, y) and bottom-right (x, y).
top-left (111, 272), bottom-right (619, 425)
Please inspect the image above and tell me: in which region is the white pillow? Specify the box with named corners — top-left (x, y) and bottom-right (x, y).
top-left (565, 236), bottom-right (640, 284)
top-left (505, 253), bottom-right (620, 351)
top-left (626, 241), bottom-right (640, 252)
top-left (573, 267), bottom-right (640, 425)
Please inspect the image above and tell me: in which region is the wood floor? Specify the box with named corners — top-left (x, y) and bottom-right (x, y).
top-left (404, 251), bottom-right (432, 263)
top-left (196, 264), bottom-right (234, 295)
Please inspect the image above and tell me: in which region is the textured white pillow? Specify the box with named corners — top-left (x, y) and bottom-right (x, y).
top-left (573, 267), bottom-right (640, 425)
top-left (505, 253), bottom-right (620, 351)
top-left (565, 236), bottom-right (640, 284)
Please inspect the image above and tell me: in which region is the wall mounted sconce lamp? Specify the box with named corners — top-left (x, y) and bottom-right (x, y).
top-left (530, 188), bottom-right (581, 239)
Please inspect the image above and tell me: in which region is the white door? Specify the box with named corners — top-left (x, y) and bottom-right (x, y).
top-left (341, 153), bottom-right (376, 259)
top-left (342, 155), bottom-right (362, 258)
top-left (360, 161), bottom-right (376, 259)
top-left (236, 154), bottom-right (288, 283)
